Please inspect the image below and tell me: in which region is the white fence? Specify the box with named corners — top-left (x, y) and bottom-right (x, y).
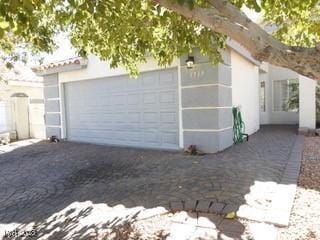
top-left (0, 99), bottom-right (46, 139)
top-left (0, 101), bottom-right (15, 133)
top-left (29, 100), bottom-right (46, 139)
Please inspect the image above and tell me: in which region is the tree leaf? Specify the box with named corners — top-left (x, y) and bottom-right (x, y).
top-left (0, 21), bottom-right (9, 29)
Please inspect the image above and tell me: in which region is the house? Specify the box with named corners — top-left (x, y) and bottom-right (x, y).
top-left (0, 63), bottom-right (46, 142)
top-left (259, 62), bottom-right (317, 130)
top-left (34, 40), bottom-right (316, 153)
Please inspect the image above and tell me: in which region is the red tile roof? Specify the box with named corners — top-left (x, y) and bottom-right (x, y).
top-left (32, 57), bottom-right (85, 73)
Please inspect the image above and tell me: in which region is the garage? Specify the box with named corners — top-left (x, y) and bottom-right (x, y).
top-left (64, 68), bottom-right (179, 149)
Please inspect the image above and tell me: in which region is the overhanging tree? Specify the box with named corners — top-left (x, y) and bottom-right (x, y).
top-left (0, 0), bottom-right (320, 79)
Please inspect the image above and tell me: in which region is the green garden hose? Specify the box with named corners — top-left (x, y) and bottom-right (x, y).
top-left (232, 106), bottom-right (249, 144)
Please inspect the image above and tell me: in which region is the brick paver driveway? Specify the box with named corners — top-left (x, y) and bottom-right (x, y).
top-left (0, 125), bottom-right (300, 238)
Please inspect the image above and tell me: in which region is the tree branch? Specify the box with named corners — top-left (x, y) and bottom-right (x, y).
top-left (153, 0), bottom-right (320, 80)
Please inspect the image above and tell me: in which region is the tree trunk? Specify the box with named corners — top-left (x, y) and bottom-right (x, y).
top-left (153, 0), bottom-right (320, 81)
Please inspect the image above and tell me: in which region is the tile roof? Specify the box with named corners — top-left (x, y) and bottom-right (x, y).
top-left (32, 57), bottom-right (85, 73)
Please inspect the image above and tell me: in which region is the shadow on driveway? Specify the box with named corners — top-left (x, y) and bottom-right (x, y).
top-left (0, 125), bottom-right (299, 239)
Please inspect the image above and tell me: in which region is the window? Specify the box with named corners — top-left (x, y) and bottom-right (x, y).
top-left (260, 81), bottom-right (266, 112)
top-left (273, 79), bottom-right (299, 112)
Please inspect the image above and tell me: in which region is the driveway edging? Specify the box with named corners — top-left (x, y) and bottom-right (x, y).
top-left (264, 135), bottom-right (304, 226)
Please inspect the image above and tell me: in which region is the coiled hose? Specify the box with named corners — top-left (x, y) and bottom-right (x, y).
top-left (232, 106), bottom-right (249, 144)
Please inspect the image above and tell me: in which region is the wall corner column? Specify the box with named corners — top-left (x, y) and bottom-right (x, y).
top-left (42, 73), bottom-right (63, 139)
top-left (299, 75), bottom-right (316, 130)
top-left (179, 49), bottom-right (233, 153)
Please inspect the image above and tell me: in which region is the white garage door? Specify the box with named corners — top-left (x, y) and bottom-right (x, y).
top-left (64, 68), bottom-right (179, 149)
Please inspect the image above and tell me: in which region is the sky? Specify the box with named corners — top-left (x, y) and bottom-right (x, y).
top-left (41, 33), bottom-right (76, 64)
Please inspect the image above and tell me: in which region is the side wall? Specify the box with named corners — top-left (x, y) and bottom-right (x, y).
top-left (231, 50), bottom-right (260, 135)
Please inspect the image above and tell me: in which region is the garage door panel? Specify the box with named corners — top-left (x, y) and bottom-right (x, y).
top-left (160, 111), bottom-right (177, 123)
top-left (144, 131), bottom-right (159, 143)
top-left (127, 78), bottom-right (140, 89)
top-left (109, 76), bottom-right (126, 90)
top-left (65, 68), bottom-right (179, 149)
top-left (142, 112), bottom-right (158, 123)
top-left (159, 71), bottom-right (176, 86)
top-left (112, 95), bottom-right (126, 105)
top-left (159, 91), bottom-right (176, 104)
top-left (127, 94), bottom-right (140, 105)
top-left (142, 93), bottom-right (157, 104)
top-left (141, 73), bottom-right (157, 88)
top-left (113, 112), bottom-right (126, 123)
top-left (127, 112), bottom-right (141, 123)
top-left (162, 131), bottom-right (178, 145)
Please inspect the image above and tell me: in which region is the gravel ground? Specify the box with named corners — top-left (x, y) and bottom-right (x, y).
top-left (103, 215), bottom-right (171, 240)
top-left (278, 137), bottom-right (320, 240)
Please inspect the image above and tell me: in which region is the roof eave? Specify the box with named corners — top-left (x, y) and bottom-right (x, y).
top-left (33, 58), bottom-right (88, 76)
top-left (226, 39), bottom-right (261, 67)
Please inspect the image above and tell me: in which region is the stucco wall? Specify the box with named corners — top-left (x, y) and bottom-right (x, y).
top-left (59, 55), bottom-right (179, 83)
top-left (231, 50), bottom-right (260, 135)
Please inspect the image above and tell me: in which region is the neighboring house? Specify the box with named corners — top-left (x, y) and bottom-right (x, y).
top-left (0, 63), bottom-right (46, 140)
top-left (34, 40), bottom-right (316, 153)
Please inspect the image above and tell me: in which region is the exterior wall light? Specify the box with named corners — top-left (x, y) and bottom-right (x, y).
top-left (186, 56), bottom-right (195, 69)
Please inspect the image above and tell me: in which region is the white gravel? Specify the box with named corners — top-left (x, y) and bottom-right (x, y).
top-left (278, 137), bottom-right (320, 240)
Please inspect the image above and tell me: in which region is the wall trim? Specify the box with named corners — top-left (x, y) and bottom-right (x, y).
top-left (45, 112), bottom-right (61, 114)
top-left (59, 81), bottom-right (67, 139)
top-left (181, 83), bottom-right (232, 89)
top-left (45, 98), bottom-right (60, 101)
top-left (184, 127), bottom-right (232, 132)
top-left (46, 125), bottom-right (62, 128)
top-left (44, 85), bottom-right (59, 88)
top-left (178, 64), bottom-right (184, 149)
top-left (182, 106), bottom-right (232, 110)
